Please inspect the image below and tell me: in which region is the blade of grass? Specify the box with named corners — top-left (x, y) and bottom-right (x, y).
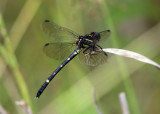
top-left (0, 14), bottom-right (34, 113)
top-left (9, 0), bottom-right (42, 51)
top-left (0, 0), bottom-right (42, 112)
top-left (99, 1), bottom-right (141, 114)
top-left (0, 0), bottom-right (42, 77)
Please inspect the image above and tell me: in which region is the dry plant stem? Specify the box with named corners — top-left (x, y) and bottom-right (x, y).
top-left (103, 48), bottom-right (160, 69)
top-left (0, 105), bottom-right (7, 114)
top-left (92, 88), bottom-right (103, 114)
top-left (16, 100), bottom-right (32, 114)
top-left (119, 92), bottom-right (130, 114)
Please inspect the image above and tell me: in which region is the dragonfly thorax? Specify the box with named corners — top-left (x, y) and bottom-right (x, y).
top-left (77, 32), bottom-right (100, 49)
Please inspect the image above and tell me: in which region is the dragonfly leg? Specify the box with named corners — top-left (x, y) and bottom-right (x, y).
top-left (97, 44), bottom-right (108, 56)
top-left (89, 48), bottom-right (93, 56)
top-left (83, 47), bottom-right (90, 54)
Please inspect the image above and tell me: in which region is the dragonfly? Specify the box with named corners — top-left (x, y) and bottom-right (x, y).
top-left (36, 20), bottom-right (111, 98)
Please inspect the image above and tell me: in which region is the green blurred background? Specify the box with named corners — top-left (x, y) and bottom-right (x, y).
top-left (0, 0), bottom-right (160, 114)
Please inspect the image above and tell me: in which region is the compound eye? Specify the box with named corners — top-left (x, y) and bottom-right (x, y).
top-left (91, 32), bottom-right (95, 36)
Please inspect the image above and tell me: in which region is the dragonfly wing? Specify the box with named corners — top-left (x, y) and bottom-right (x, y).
top-left (41, 20), bottom-right (79, 42)
top-left (78, 47), bottom-right (108, 66)
top-left (99, 30), bottom-right (111, 42)
top-left (43, 43), bottom-right (76, 60)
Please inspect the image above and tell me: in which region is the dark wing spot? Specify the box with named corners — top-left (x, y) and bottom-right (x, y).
top-left (44, 20), bottom-right (50, 22)
top-left (44, 43), bottom-right (50, 47)
top-left (107, 30), bottom-right (111, 32)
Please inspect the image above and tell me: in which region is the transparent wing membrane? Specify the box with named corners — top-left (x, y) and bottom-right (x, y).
top-left (43, 43), bottom-right (76, 60)
top-left (99, 30), bottom-right (111, 42)
top-left (78, 47), bottom-right (108, 66)
top-left (41, 20), bottom-right (79, 42)
top-left (41, 20), bottom-right (110, 64)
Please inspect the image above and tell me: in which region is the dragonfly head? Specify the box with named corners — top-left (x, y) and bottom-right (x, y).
top-left (90, 32), bottom-right (100, 41)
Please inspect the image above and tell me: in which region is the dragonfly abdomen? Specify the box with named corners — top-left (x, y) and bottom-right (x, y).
top-left (36, 47), bottom-right (80, 98)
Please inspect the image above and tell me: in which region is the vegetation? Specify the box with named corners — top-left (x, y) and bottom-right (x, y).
top-left (0, 0), bottom-right (160, 114)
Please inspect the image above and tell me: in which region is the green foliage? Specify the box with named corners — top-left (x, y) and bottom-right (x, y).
top-left (0, 0), bottom-right (160, 114)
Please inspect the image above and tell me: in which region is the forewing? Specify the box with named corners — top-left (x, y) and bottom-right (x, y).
top-left (43, 43), bottom-right (76, 60)
top-left (78, 48), bottom-right (108, 66)
top-left (41, 20), bottom-right (79, 42)
top-left (99, 30), bottom-right (111, 42)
